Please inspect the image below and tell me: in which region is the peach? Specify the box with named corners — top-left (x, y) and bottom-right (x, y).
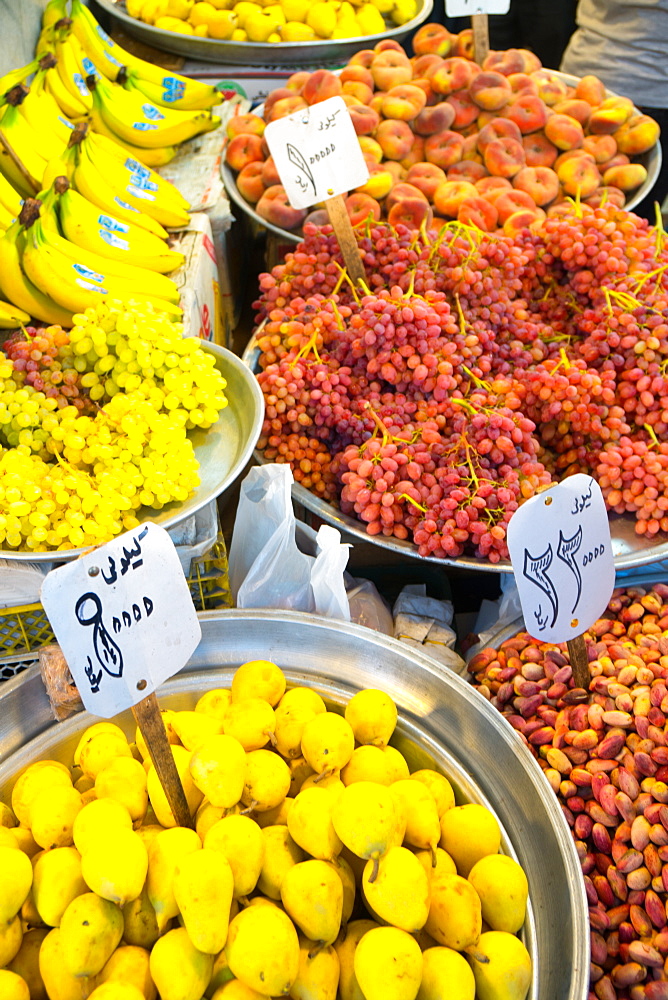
top-left (410, 78), bottom-right (437, 105)
top-left (522, 132), bottom-right (558, 167)
top-left (375, 119), bottom-right (414, 161)
top-left (552, 99), bottom-right (591, 127)
top-left (531, 69), bottom-right (569, 106)
top-left (581, 134), bottom-right (616, 164)
top-left (303, 208), bottom-right (329, 227)
top-left (469, 71), bottom-right (512, 111)
top-left (375, 39), bottom-right (405, 53)
top-left (345, 192), bottom-right (381, 225)
top-left (504, 94), bottom-right (549, 134)
top-left (371, 50), bottom-right (412, 92)
top-left (461, 133), bottom-right (483, 163)
top-left (303, 70), bottom-right (342, 106)
top-left (424, 129), bottom-right (465, 169)
top-left (266, 95), bottom-right (308, 123)
top-left (412, 22), bottom-right (453, 57)
top-left (432, 179), bottom-right (477, 217)
top-left (348, 49), bottom-right (375, 69)
top-left (388, 197), bottom-right (433, 230)
top-left (358, 135), bottom-right (383, 162)
top-left (263, 87), bottom-right (296, 120)
top-left (400, 134), bottom-right (426, 169)
top-left (476, 176), bottom-right (512, 199)
top-left (386, 182), bottom-right (428, 210)
top-left (483, 136), bottom-right (526, 178)
top-left (446, 91), bottom-right (479, 130)
top-left (583, 186), bottom-right (626, 209)
top-left (556, 154), bottom-right (601, 197)
top-left (588, 97), bottom-right (635, 135)
top-left (340, 65), bottom-right (374, 89)
top-left (477, 117), bottom-right (522, 153)
top-left (448, 160), bottom-right (487, 183)
top-left (544, 114), bottom-right (584, 151)
top-left (405, 162), bottom-right (447, 201)
top-left (256, 185), bottom-right (307, 231)
top-left (512, 165), bottom-right (560, 206)
top-left (517, 49), bottom-right (542, 73)
top-left (602, 163), bottom-right (648, 191)
top-left (598, 153), bottom-right (630, 173)
top-left (502, 207), bottom-right (544, 236)
top-left (413, 101), bottom-right (456, 136)
top-left (286, 71), bottom-right (311, 93)
top-left (369, 92), bottom-right (386, 116)
top-left (574, 74), bottom-right (607, 106)
top-left (225, 132), bottom-right (264, 171)
top-left (236, 161), bottom-right (266, 203)
top-left (457, 195), bottom-right (498, 231)
top-left (451, 28), bottom-right (474, 60)
top-left (384, 161), bottom-right (406, 183)
top-left (347, 103), bottom-right (380, 136)
top-left (507, 73), bottom-right (539, 97)
top-left (342, 81), bottom-right (374, 106)
top-left (226, 112), bottom-right (265, 139)
top-left (356, 164), bottom-right (395, 200)
top-left (261, 155), bottom-right (281, 187)
top-left (615, 114), bottom-right (661, 155)
top-left (382, 84), bottom-right (427, 122)
top-left (411, 54), bottom-right (445, 79)
top-left (483, 49), bottom-right (526, 76)
top-left (431, 57), bottom-right (479, 96)
top-left (494, 188), bottom-right (536, 223)
top-left (340, 94), bottom-right (359, 109)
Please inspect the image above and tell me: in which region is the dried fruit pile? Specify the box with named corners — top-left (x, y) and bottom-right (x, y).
top-left (253, 200), bottom-right (668, 563)
top-left (468, 583), bottom-right (668, 1000)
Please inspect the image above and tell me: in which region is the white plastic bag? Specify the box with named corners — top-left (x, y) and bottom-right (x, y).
top-left (229, 465), bottom-right (351, 619)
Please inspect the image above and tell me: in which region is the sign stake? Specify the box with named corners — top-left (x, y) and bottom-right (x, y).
top-left (472, 13), bottom-right (490, 65)
top-left (132, 690), bottom-right (193, 829)
top-left (325, 193), bottom-right (366, 286)
top-left (566, 633), bottom-right (591, 694)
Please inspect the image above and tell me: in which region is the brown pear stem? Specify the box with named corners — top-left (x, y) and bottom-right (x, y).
top-left (368, 856), bottom-right (380, 883)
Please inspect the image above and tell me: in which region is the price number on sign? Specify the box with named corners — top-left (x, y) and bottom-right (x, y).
top-left (506, 474), bottom-right (615, 644)
top-left (264, 96), bottom-right (370, 211)
top-left (40, 522), bottom-right (201, 718)
top-left (445, 0), bottom-right (509, 14)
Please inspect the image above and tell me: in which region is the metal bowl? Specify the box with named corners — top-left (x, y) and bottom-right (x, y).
top-left (0, 608), bottom-right (590, 1000)
top-left (0, 342), bottom-right (263, 564)
top-left (92, 0), bottom-right (433, 65)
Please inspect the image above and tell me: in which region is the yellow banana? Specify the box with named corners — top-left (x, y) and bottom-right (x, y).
top-left (22, 220), bottom-right (182, 319)
top-left (42, 0), bottom-right (70, 30)
top-left (0, 103), bottom-right (48, 198)
top-left (0, 200), bottom-right (14, 230)
top-left (121, 65), bottom-right (220, 113)
top-left (9, 84), bottom-right (68, 164)
top-left (43, 139), bottom-right (81, 191)
top-left (58, 185), bottom-right (186, 274)
top-left (20, 69), bottom-right (76, 146)
top-left (0, 169), bottom-right (23, 219)
top-left (81, 134), bottom-right (191, 228)
top-left (44, 63), bottom-right (89, 119)
top-left (89, 71), bottom-right (220, 149)
top-left (53, 30), bottom-right (93, 112)
top-left (69, 0), bottom-right (125, 81)
top-left (72, 146), bottom-right (169, 239)
top-left (0, 220), bottom-right (73, 326)
top-left (85, 100), bottom-right (179, 168)
top-left (0, 59), bottom-right (40, 104)
top-left (0, 299), bottom-right (31, 328)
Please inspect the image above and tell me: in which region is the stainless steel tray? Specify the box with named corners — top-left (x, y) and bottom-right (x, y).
top-left (0, 608), bottom-right (590, 1000)
top-left (242, 338), bottom-right (668, 572)
top-left (92, 0), bottom-right (433, 65)
top-left (0, 342), bottom-right (263, 563)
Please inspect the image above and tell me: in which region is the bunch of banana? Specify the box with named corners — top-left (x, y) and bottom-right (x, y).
top-left (0, 217), bottom-right (74, 326)
top-left (0, 58), bottom-right (40, 107)
top-left (0, 88), bottom-right (52, 198)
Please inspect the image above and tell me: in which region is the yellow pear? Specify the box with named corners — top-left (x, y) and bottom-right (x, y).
top-left (301, 712), bottom-right (355, 778)
top-left (257, 824), bottom-right (305, 899)
top-left (206, 946), bottom-right (235, 997)
top-left (254, 797), bottom-right (293, 828)
top-left (95, 944), bottom-right (156, 1000)
top-left (150, 927), bottom-right (214, 1000)
top-left (210, 981), bottom-right (266, 1000)
top-left (73, 798), bottom-right (133, 856)
top-left (6, 927), bottom-right (49, 1000)
top-left (281, 859), bottom-right (343, 945)
top-left (59, 893), bottom-right (124, 978)
top-left (439, 804), bottom-right (501, 877)
top-left (12, 762), bottom-right (72, 826)
top-left (467, 855), bottom-right (529, 933)
top-left (292, 934), bottom-right (340, 1000)
top-left (331, 782), bottom-right (399, 881)
top-left (223, 698), bottom-right (276, 751)
top-left (122, 885), bottom-right (161, 950)
top-left (0, 914), bottom-right (22, 968)
top-left (94, 757), bottom-right (148, 825)
top-left (0, 802), bottom-right (17, 827)
top-left (0, 846), bottom-right (33, 922)
top-left (38, 928), bottom-right (92, 1000)
top-left (242, 749), bottom-right (291, 812)
top-left (335, 919), bottom-right (378, 1000)
top-left (33, 846), bottom-right (88, 928)
top-left (362, 846), bottom-right (429, 932)
top-left (288, 757), bottom-right (316, 796)
top-left (195, 688), bottom-right (232, 722)
top-left (466, 931), bottom-right (532, 1000)
top-left (414, 847), bottom-right (457, 882)
top-left (391, 780), bottom-right (440, 859)
top-left (410, 770), bottom-right (455, 818)
top-left (300, 773), bottom-right (345, 798)
top-left (189, 734), bottom-right (247, 808)
top-left (287, 786), bottom-right (343, 861)
top-left (425, 873), bottom-right (482, 951)
top-left (87, 984), bottom-right (145, 1000)
top-left (225, 904), bottom-right (300, 996)
top-left (417, 946), bottom-right (475, 1000)
top-left (274, 688), bottom-right (326, 759)
top-left (170, 711), bottom-right (224, 751)
top-left (173, 848), bottom-right (234, 953)
top-left (344, 689), bottom-right (397, 747)
top-left (146, 746), bottom-right (203, 827)
top-left (147, 826), bottom-right (202, 931)
top-left (325, 854), bottom-right (356, 923)
top-left (204, 814), bottom-right (265, 898)
top-left (354, 926), bottom-right (422, 1000)
top-left (29, 786), bottom-right (83, 850)
top-left (0, 968), bottom-right (30, 1000)
top-left (78, 731), bottom-right (132, 780)
top-left (231, 660), bottom-right (286, 706)
top-left (341, 745), bottom-right (409, 786)
top-left (196, 800), bottom-right (235, 840)
top-left (81, 828), bottom-right (148, 906)
top-left (74, 725), bottom-right (126, 768)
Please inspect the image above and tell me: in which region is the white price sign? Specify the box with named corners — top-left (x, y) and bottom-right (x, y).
top-left (506, 475), bottom-right (615, 644)
top-left (264, 96), bottom-right (370, 210)
top-left (445, 0), bottom-right (509, 14)
top-left (40, 522), bottom-right (201, 718)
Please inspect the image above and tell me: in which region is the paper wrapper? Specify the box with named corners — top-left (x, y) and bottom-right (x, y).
top-left (38, 643), bottom-right (83, 721)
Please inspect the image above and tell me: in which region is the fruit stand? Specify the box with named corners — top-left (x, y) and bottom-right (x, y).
top-left (0, 2), bottom-right (667, 1000)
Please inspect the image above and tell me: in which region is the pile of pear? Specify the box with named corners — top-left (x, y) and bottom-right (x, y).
top-left (0, 660), bottom-right (533, 1000)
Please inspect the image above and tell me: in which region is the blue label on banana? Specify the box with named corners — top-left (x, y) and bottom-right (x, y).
top-left (73, 74), bottom-right (88, 97)
top-left (114, 197), bottom-right (140, 214)
top-left (99, 230), bottom-right (129, 251)
top-left (98, 215), bottom-right (129, 234)
top-left (132, 122), bottom-right (158, 131)
top-left (73, 263), bottom-right (105, 284)
top-left (77, 279), bottom-right (108, 293)
top-left (141, 104), bottom-right (165, 122)
top-left (129, 173), bottom-right (158, 192)
top-left (59, 117), bottom-right (75, 130)
top-left (125, 158), bottom-right (151, 181)
top-left (96, 25), bottom-right (113, 44)
top-left (82, 58), bottom-right (98, 79)
top-left (161, 78), bottom-right (186, 103)
top-left (127, 184), bottom-right (155, 203)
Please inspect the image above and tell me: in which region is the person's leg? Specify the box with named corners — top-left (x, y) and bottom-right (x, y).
top-left (626, 107), bottom-right (668, 223)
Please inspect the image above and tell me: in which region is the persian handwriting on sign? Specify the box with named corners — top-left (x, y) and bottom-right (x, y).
top-left (101, 525), bottom-right (148, 584)
top-left (318, 110), bottom-right (340, 130)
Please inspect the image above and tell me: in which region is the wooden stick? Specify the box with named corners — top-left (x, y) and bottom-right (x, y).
top-left (472, 13), bottom-right (490, 66)
top-left (567, 633), bottom-right (590, 692)
top-left (132, 690), bottom-right (193, 828)
top-left (325, 194), bottom-right (366, 287)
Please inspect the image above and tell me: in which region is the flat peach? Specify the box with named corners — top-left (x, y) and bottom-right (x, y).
top-left (432, 179), bottom-right (477, 217)
top-left (386, 181), bottom-right (429, 211)
top-left (370, 49), bottom-right (412, 91)
top-left (469, 71), bottom-right (513, 111)
top-left (477, 117), bottom-right (522, 153)
top-left (552, 98), bottom-right (591, 127)
top-left (356, 164), bottom-right (395, 200)
top-left (556, 154), bottom-right (601, 197)
top-left (544, 114), bottom-right (584, 151)
top-left (530, 69), bottom-right (569, 105)
top-left (225, 132), bottom-right (265, 171)
top-left (413, 101), bottom-right (456, 137)
top-left (342, 81), bottom-right (374, 106)
top-left (358, 136), bottom-right (384, 162)
top-left (405, 162), bottom-right (447, 201)
top-left (483, 48), bottom-right (525, 76)
top-left (347, 49), bottom-right (375, 69)
top-left (263, 87), bottom-right (297, 120)
top-left (448, 160), bottom-right (488, 183)
top-left (583, 186), bottom-right (626, 208)
top-left (503, 207), bottom-right (545, 237)
top-left (522, 132), bottom-right (558, 167)
top-left (574, 74), bottom-right (607, 106)
top-left (582, 134), bottom-right (617, 164)
top-left (598, 152), bottom-right (630, 173)
top-left (475, 176), bottom-right (512, 199)
top-left (504, 94), bottom-right (549, 134)
top-left (400, 134), bottom-right (426, 169)
top-left (424, 129), bottom-right (465, 169)
top-left (381, 84), bottom-right (427, 122)
top-left (411, 54), bottom-right (445, 79)
top-left (507, 73), bottom-right (539, 97)
top-left (375, 118), bottom-right (414, 160)
top-left (614, 114), bottom-right (661, 155)
top-left (256, 185), bottom-right (307, 230)
top-left (483, 136), bottom-right (526, 178)
top-left (412, 22), bottom-right (453, 57)
top-left (303, 70), bottom-right (342, 106)
top-left (226, 112), bottom-right (265, 139)
top-left (303, 208), bottom-right (329, 227)
top-left (384, 161), bottom-right (406, 183)
top-left (517, 49), bottom-right (542, 73)
top-left (431, 57), bottom-right (479, 96)
top-left (512, 165), bottom-right (560, 206)
top-left (340, 65), bottom-right (374, 89)
top-left (451, 28), bottom-right (474, 59)
top-left (236, 161), bottom-right (266, 203)
top-left (495, 188), bottom-right (536, 223)
top-left (266, 95), bottom-right (308, 123)
top-left (388, 196), bottom-right (433, 230)
top-left (588, 97), bottom-right (635, 135)
top-left (375, 38), bottom-right (404, 53)
top-left (345, 192), bottom-right (381, 225)
top-left (261, 155), bottom-right (281, 186)
top-left (446, 90), bottom-right (479, 129)
top-left (457, 195), bottom-right (498, 231)
top-left (286, 71), bottom-right (310, 93)
top-left (347, 104), bottom-right (380, 136)
top-left (602, 163), bottom-right (648, 191)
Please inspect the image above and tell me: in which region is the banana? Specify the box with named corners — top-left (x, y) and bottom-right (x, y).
top-left (0, 220), bottom-right (73, 326)
top-left (89, 71), bottom-right (220, 150)
top-left (81, 133), bottom-right (191, 228)
top-left (9, 85), bottom-right (68, 164)
top-left (0, 299), bottom-right (31, 328)
top-left (20, 70), bottom-right (75, 146)
top-left (58, 185), bottom-right (186, 274)
top-left (85, 100), bottom-right (179, 168)
top-left (0, 103), bottom-right (48, 198)
top-left (45, 63), bottom-right (89, 119)
top-left (53, 30), bottom-right (93, 112)
top-left (22, 219), bottom-right (182, 319)
top-left (0, 169), bottom-right (23, 219)
top-left (0, 59), bottom-right (40, 104)
top-left (72, 145), bottom-right (169, 239)
top-left (42, 0), bottom-right (70, 30)
top-left (124, 69), bottom-right (220, 113)
top-left (43, 140), bottom-right (81, 191)
top-left (69, 0), bottom-right (125, 81)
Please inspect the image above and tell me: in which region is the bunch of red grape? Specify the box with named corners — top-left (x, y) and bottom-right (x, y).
top-left (2, 326), bottom-right (92, 412)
